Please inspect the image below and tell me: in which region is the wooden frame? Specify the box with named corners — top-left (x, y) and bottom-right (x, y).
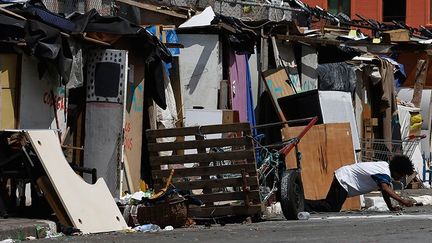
top-left (146, 123), bottom-right (262, 218)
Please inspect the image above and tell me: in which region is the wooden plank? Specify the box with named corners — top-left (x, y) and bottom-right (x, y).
top-left (261, 68), bottom-right (293, 122)
top-left (147, 137), bottom-right (251, 152)
top-left (194, 191), bottom-right (260, 204)
top-left (276, 35), bottom-right (341, 46)
top-left (282, 123), bottom-right (361, 211)
top-left (382, 29), bottom-right (410, 42)
top-left (36, 176), bottom-right (73, 227)
top-left (152, 164), bottom-right (257, 179)
top-left (0, 54), bottom-right (17, 89)
top-left (188, 205), bottom-right (262, 218)
top-left (1, 89), bottom-right (17, 129)
top-left (411, 59), bottom-right (428, 108)
top-left (150, 150), bottom-right (255, 166)
top-left (170, 177), bottom-right (259, 190)
top-left (195, 134), bottom-right (212, 200)
top-left (146, 123), bottom-right (251, 138)
top-left (27, 130), bottom-right (128, 234)
top-left (0, 54), bottom-right (18, 129)
top-left (123, 55), bottom-right (145, 193)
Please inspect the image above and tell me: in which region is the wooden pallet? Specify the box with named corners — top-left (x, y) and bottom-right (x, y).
top-left (146, 123), bottom-right (262, 218)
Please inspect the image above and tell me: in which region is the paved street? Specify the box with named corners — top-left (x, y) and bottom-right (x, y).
top-left (36, 208), bottom-right (432, 243)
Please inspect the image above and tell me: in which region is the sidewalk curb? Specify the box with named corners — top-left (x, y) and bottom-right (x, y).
top-left (0, 219), bottom-right (56, 241)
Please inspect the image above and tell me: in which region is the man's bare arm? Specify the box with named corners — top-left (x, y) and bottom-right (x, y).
top-left (380, 183), bottom-right (413, 210)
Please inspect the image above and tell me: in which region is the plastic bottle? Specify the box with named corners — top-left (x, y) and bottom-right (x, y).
top-left (134, 224), bottom-right (161, 232)
top-left (297, 211), bottom-right (310, 220)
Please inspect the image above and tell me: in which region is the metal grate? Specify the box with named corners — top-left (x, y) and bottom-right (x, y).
top-left (42, 0), bottom-right (114, 15)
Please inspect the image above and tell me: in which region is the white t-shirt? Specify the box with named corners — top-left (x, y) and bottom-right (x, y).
top-left (335, 162), bottom-right (392, 197)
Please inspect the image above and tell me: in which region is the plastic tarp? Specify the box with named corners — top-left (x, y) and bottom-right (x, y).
top-left (318, 62), bottom-right (356, 93)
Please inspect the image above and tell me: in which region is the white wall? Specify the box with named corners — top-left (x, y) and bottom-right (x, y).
top-left (178, 34), bottom-right (222, 110)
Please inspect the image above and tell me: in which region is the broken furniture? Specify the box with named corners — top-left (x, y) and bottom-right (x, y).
top-left (146, 123), bottom-right (262, 219)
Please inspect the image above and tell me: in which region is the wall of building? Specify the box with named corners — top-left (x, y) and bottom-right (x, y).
top-left (302, 0), bottom-right (327, 8)
top-left (406, 0), bottom-right (430, 27)
top-left (302, 0), bottom-right (432, 28)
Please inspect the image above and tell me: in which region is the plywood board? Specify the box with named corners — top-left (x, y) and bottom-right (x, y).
top-left (178, 34), bottom-right (222, 109)
top-left (26, 130), bottom-right (128, 234)
top-left (282, 123), bottom-right (360, 211)
top-left (0, 54), bottom-right (18, 129)
top-left (1, 89), bottom-right (16, 129)
top-left (0, 54), bottom-right (17, 89)
top-left (263, 68), bottom-right (294, 121)
top-left (123, 59), bottom-right (144, 192)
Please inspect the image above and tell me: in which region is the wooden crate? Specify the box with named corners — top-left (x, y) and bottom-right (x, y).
top-left (146, 123), bottom-right (262, 218)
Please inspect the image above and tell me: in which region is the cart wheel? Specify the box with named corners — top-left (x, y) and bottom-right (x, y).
top-left (280, 170), bottom-right (304, 220)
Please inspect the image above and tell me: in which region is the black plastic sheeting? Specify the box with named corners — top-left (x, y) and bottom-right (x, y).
top-left (317, 62), bottom-right (356, 93)
top-left (211, 15), bottom-right (257, 55)
top-left (0, 1), bottom-right (171, 109)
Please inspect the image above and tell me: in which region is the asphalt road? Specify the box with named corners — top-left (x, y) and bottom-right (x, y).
top-left (37, 209), bottom-right (432, 243)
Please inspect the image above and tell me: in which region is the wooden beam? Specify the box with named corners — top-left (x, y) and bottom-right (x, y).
top-left (276, 35), bottom-right (342, 46)
top-left (193, 190), bottom-right (260, 204)
top-left (146, 123), bottom-right (251, 138)
top-left (188, 205), bottom-right (262, 218)
top-left (149, 150), bottom-right (255, 166)
top-left (116, 0), bottom-right (188, 19)
top-left (147, 137), bottom-right (251, 152)
top-left (168, 177), bottom-right (259, 190)
top-left (411, 59), bottom-right (428, 108)
top-left (152, 163), bottom-right (257, 179)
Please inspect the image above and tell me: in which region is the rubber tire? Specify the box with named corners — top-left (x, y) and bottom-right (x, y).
top-left (280, 170), bottom-right (305, 220)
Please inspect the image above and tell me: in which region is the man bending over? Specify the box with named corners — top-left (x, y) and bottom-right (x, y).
top-left (305, 155), bottom-right (414, 212)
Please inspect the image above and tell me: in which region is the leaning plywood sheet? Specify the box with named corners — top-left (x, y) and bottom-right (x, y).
top-left (123, 58), bottom-right (145, 192)
top-left (26, 130), bottom-right (128, 234)
top-left (282, 123), bottom-right (360, 211)
top-left (262, 68), bottom-right (294, 121)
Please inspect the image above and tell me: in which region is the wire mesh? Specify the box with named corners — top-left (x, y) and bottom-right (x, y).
top-left (360, 137), bottom-right (422, 162)
top-left (42, 0), bottom-right (114, 15)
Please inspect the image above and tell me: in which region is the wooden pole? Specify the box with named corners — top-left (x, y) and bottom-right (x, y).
top-left (411, 59), bottom-right (428, 108)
